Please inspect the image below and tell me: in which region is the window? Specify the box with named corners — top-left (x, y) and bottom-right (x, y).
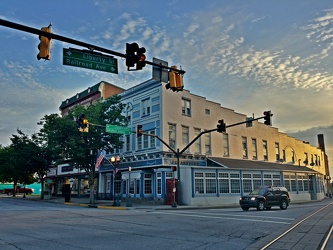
top-left (144, 173), bottom-right (152, 194)
top-left (141, 129), bottom-right (156, 149)
top-left (263, 173), bottom-right (281, 186)
top-left (263, 140), bottom-right (268, 160)
top-left (194, 172), bottom-right (216, 194)
top-left (291, 151), bottom-right (295, 163)
top-left (304, 153), bottom-right (308, 165)
top-left (230, 173), bottom-right (241, 193)
top-left (182, 126), bottom-right (189, 152)
top-left (219, 173), bottom-right (230, 193)
top-left (242, 137), bottom-right (248, 159)
top-left (137, 136), bottom-right (142, 150)
top-left (150, 130), bottom-right (156, 148)
top-left (125, 135), bottom-right (130, 152)
top-left (275, 143), bottom-right (280, 161)
top-left (252, 138), bottom-right (257, 160)
top-left (204, 132), bottom-right (211, 155)
top-left (282, 149), bottom-right (286, 162)
top-left (218, 172), bottom-right (241, 194)
top-left (142, 99), bottom-right (150, 116)
top-left (157, 173), bottom-right (162, 195)
top-left (169, 124), bottom-right (176, 150)
top-left (194, 128), bottom-right (201, 154)
top-left (242, 173), bottom-right (262, 193)
top-left (182, 98), bottom-right (191, 116)
top-left (205, 108), bottom-right (210, 115)
top-left (223, 134), bottom-right (229, 157)
top-left (194, 172), bottom-right (204, 194)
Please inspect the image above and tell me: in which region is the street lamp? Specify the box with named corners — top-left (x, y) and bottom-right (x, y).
top-left (126, 166), bottom-right (132, 207)
top-left (110, 156), bottom-right (120, 206)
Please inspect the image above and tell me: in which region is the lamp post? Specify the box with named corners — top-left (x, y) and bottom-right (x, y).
top-left (110, 156), bottom-right (120, 206)
top-left (126, 166), bottom-right (132, 207)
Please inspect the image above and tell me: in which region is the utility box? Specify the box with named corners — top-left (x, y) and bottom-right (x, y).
top-left (166, 178), bottom-right (178, 205)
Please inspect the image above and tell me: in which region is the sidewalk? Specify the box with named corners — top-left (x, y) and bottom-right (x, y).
top-left (25, 194), bottom-right (230, 210)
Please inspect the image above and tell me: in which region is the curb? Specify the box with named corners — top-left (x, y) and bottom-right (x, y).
top-left (64, 201), bottom-right (128, 210)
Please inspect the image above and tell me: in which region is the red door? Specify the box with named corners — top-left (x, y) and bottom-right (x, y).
top-left (166, 178), bottom-right (178, 205)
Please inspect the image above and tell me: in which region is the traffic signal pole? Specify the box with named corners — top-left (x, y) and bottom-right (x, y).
top-left (0, 19), bottom-right (186, 75)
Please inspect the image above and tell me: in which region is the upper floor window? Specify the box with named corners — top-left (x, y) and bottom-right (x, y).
top-left (182, 126), bottom-right (189, 152)
top-left (182, 98), bottom-right (191, 116)
top-left (242, 137), bottom-right (248, 159)
top-left (142, 99), bottom-right (150, 116)
top-left (194, 128), bottom-right (201, 154)
top-left (304, 153), bottom-right (308, 165)
top-left (169, 124), bottom-right (176, 150)
top-left (204, 132), bottom-right (211, 155)
top-left (275, 143), bottom-right (280, 161)
top-left (125, 135), bottom-right (130, 152)
top-left (252, 138), bottom-right (257, 160)
top-left (263, 140), bottom-right (268, 161)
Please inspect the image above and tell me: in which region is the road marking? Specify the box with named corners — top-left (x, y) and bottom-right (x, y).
top-left (151, 211), bottom-right (291, 224)
top-left (178, 210), bottom-right (294, 221)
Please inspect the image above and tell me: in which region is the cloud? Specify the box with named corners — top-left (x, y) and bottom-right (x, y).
top-left (302, 8), bottom-right (333, 59)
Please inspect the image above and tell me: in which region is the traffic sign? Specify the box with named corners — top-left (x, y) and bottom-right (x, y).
top-left (63, 48), bottom-right (118, 74)
top-left (106, 125), bottom-right (132, 135)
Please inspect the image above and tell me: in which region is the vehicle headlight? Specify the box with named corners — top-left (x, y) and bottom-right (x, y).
top-left (239, 197), bottom-right (243, 200)
top-left (251, 197), bottom-right (256, 201)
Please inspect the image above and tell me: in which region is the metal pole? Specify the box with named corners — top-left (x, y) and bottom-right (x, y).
top-left (176, 148), bottom-right (181, 205)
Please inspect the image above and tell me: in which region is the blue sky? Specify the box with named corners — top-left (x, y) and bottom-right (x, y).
top-left (1, 0), bottom-right (333, 166)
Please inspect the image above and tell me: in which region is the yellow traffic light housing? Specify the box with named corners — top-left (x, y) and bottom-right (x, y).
top-left (37, 25), bottom-right (52, 60)
top-left (167, 66), bottom-right (184, 92)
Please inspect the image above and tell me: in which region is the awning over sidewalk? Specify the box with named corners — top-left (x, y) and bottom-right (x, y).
top-left (208, 157), bottom-right (318, 174)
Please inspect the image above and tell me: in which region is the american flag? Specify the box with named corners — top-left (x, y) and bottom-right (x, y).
top-left (113, 168), bottom-right (119, 178)
top-left (95, 150), bottom-right (106, 170)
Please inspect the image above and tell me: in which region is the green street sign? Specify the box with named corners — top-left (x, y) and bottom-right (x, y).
top-left (63, 48), bottom-right (118, 74)
top-left (106, 125), bottom-right (132, 135)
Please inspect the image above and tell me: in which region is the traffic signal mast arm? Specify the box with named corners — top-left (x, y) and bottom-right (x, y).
top-left (0, 19), bottom-right (186, 76)
top-left (137, 112), bottom-right (272, 156)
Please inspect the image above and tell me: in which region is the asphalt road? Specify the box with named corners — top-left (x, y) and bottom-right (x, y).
top-left (0, 195), bottom-right (332, 250)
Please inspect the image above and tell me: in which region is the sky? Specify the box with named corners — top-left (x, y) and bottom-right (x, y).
top-left (1, 0), bottom-right (333, 170)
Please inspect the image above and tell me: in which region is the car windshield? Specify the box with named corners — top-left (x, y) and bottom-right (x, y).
top-left (249, 187), bottom-right (266, 196)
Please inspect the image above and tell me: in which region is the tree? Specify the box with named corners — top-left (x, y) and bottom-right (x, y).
top-left (0, 146), bottom-right (14, 183)
top-left (0, 130), bottom-right (40, 197)
top-left (38, 95), bottom-right (127, 204)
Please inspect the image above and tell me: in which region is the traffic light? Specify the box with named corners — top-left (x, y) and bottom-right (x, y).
top-left (125, 43), bottom-right (146, 70)
top-left (37, 25), bottom-right (52, 60)
top-left (217, 119), bottom-right (226, 133)
top-left (136, 47), bottom-right (146, 70)
top-left (166, 66), bottom-right (184, 92)
top-left (82, 118), bottom-right (89, 132)
top-left (76, 114), bottom-right (89, 132)
top-left (136, 124), bottom-right (143, 137)
top-left (263, 111), bottom-right (272, 126)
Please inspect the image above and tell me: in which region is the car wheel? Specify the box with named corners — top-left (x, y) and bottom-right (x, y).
top-left (257, 201), bottom-right (265, 211)
top-left (241, 207), bottom-right (249, 211)
top-left (280, 200), bottom-right (288, 210)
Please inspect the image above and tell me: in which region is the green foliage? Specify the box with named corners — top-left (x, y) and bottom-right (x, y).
top-left (37, 95), bottom-right (127, 203)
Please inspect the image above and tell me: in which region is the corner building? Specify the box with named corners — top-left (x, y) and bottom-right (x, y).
top-left (98, 60), bottom-right (330, 206)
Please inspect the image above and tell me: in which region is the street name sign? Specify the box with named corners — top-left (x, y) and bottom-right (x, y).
top-left (106, 125), bottom-right (132, 135)
top-left (63, 48), bottom-right (118, 74)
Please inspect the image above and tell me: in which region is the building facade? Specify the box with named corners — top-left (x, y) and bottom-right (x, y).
top-left (98, 65), bottom-right (330, 206)
top-left (55, 63), bottom-right (331, 206)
